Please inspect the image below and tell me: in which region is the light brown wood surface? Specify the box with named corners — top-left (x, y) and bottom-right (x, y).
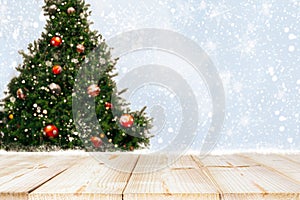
top-left (193, 154), bottom-right (300, 200)
top-left (0, 154), bottom-right (77, 200)
top-left (241, 153), bottom-right (300, 183)
top-left (283, 154), bottom-right (300, 164)
top-left (29, 154), bottom-right (139, 200)
top-left (123, 154), bottom-right (219, 200)
top-left (0, 153), bottom-right (299, 200)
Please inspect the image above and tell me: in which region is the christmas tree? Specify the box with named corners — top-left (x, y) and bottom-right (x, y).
top-left (0, 0), bottom-right (152, 151)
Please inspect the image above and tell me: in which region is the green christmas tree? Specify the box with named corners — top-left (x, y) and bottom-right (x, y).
top-left (0, 0), bottom-right (152, 151)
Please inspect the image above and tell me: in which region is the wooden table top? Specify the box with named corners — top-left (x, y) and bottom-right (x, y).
top-left (0, 152), bottom-right (299, 200)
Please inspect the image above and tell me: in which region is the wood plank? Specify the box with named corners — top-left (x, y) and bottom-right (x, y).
top-left (281, 154), bottom-right (300, 164)
top-left (0, 154), bottom-right (36, 179)
top-left (29, 153), bottom-right (139, 200)
top-left (0, 154), bottom-right (47, 169)
top-left (123, 154), bottom-right (219, 200)
top-left (194, 154), bottom-right (300, 200)
top-left (0, 153), bottom-right (298, 199)
top-left (199, 154), bottom-right (259, 167)
top-left (241, 154), bottom-right (300, 183)
top-left (0, 155), bottom-right (77, 200)
top-left (0, 155), bottom-right (64, 188)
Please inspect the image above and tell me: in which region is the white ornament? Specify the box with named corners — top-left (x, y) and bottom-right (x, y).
top-left (71, 58), bottom-right (79, 63)
top-left (45, 61), bottom-right (52, 66)
top-left (10, 97), bottom-right (16, 103)
top-left (49, 4), bottom-right (57, 12)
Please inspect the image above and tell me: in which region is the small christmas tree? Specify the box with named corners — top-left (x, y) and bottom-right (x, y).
top-left (0, 0), bottom-right (152, 151)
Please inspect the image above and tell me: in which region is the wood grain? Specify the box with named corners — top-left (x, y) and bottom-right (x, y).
top-left (282, 154), bottom-right (300, 164)
top-left (0, 153), bottom-right (299, 200)
top-left (0, 155), bottom-right (61, 189)
top-left (198, 154), bottom-right (259, 167)
top-left (123, 154), bottom-right (219, 200)
top-left (241, 154), bottom-right (300, 183)
top-left (194, 154), bottom-right (300, 200)
top-left (29, 153), bottom-right (139, 200)
top-left (0, 155), bottom-right (76, 200)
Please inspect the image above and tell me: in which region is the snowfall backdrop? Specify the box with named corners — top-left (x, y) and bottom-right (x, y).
top-left (0, 0), bottom-right (299, 152)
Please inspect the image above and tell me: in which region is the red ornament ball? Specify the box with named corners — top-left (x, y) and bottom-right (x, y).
top-left (67, 7), bottom-right (76, 14)
top-left (16, 88), bottom-right (26, 100)
top-left (43, 124), bottom-right (59, 138)
top-left (50, 36), bottom-right (62, 47)
top-left (76, 44), bottom-right (85, 53)
top-left (91, 136), bottom-right (103, 148)
top-left (87, 84), bottom-right (100, 97)
top-left (119, 114), bottom-right (134, 128)
top-left (105, 102), bottom-right (113, 110)
top-left (52, 65), bottom-right (62, 75)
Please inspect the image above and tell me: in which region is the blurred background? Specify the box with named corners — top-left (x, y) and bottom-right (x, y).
top-left (0, 0), bottom-right (299, 152)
